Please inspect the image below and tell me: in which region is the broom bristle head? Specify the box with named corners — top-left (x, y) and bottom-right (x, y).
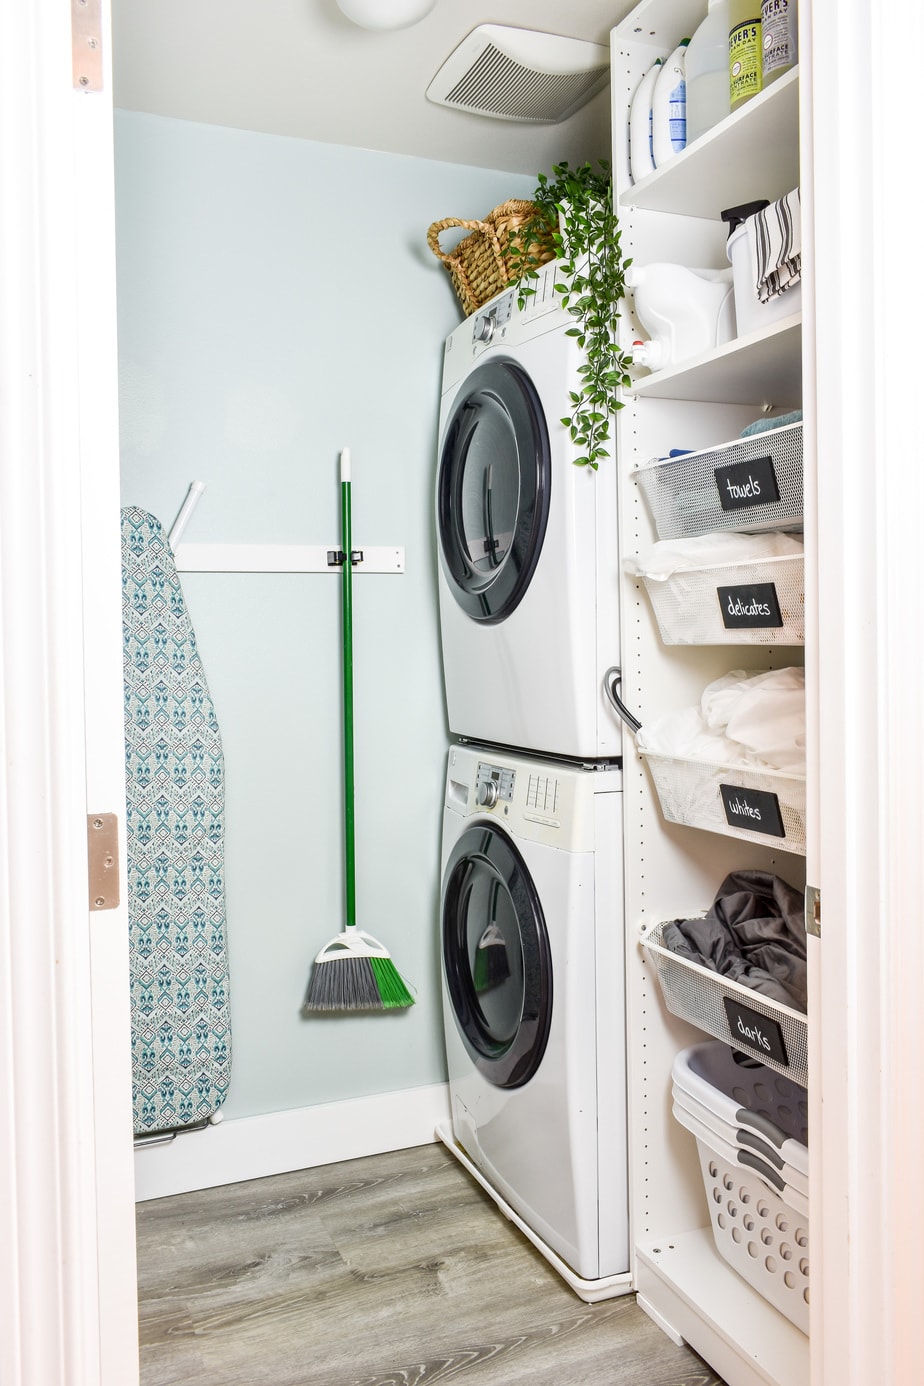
top-left (302, 956), bottom-right (384, 1013)
top-left (368, 955), bottom-right (415, 1010)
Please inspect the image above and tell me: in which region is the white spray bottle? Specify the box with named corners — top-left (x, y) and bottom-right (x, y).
top-left (628, 58), bottom-right (662, 183)
top-left (651, 38), bottom-right (690, 168)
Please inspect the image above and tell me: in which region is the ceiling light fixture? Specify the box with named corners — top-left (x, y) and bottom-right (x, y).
top-left (336, 0), bottom-right (437, 31)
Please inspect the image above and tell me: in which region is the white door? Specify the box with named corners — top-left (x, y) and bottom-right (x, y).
top-left (1, 4), bottom-right (139, 1384)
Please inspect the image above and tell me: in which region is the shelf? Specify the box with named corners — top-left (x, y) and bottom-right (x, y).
top-left (621, 70), bottom-right (800, 219)
top-left (636, 1229), bottom-right (809, 1386)
top-left (627, 315), bottom-right (801, 406)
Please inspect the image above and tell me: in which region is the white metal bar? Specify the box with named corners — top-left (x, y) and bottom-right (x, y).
top-left (173, 542), bottom-right (405, 574)
top-left (167, 480), bottom-right (206, 550)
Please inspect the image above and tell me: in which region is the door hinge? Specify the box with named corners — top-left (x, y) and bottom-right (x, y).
top-left (87, 813), bottom-right (119, 911)
top-left (805, 884), bottom-right (821, 938)
top-left (72, 0), bottom-right (103, 93)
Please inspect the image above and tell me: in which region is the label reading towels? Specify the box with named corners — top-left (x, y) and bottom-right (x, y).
top-left (715, 454), bottom-right (781, 511)
top-left (723, 996), bottom-right (789, 1066)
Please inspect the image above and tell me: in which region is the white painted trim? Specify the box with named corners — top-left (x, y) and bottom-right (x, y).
top-left (134, 1084), bottom-right (451, 1202)
top-left (1, 4), bottom-right (137, 1385)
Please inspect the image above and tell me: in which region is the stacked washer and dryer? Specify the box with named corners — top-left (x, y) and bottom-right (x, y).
top-left (434, 259), bottom-right (631, 1300)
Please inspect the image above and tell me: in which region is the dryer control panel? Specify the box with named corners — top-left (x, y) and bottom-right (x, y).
top-left (475, 761), bottom-right (515, 810)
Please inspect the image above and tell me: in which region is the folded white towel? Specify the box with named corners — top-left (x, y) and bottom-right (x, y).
top-left (748, 187), bottom-right (801, 302)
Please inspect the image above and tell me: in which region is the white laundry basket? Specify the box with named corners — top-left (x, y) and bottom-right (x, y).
top-left (640, 751), bottom-right (807, 854)
top-left (638, 552), bottom-right (805, 646)
top-left (672, 1042), bottom-right (810, 1333)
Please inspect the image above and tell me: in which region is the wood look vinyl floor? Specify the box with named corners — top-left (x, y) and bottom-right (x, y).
top-left (136, 1142), bottom-right (727, 1386)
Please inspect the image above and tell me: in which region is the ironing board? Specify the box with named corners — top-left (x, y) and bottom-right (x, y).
top-left (121, 506), bottom-right (232, 1135)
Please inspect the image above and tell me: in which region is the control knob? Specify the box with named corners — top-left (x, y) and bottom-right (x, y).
top-left (476, 780), bottom-right (499, 809)
top-left (472, 313), bottom-right (495, 344)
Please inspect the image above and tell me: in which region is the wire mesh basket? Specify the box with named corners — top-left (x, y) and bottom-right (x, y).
top-left (641, 751), bottom-right (806, 854)
top-left (634, 423), bottom-right (803, 540)
top-left (639, 553), bottom-right (805, 645)
top-left (642, 921), bottom-right (808, 1086)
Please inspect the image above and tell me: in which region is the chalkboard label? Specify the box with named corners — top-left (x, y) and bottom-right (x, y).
top-left (723, 995), bottom-right (789, 1067)
top-left (715, 454), bottom-right (781, 511)
top-left (720, 783), bottom-right (785, 837)
top-left (718, 582), bottom-right (783, 629)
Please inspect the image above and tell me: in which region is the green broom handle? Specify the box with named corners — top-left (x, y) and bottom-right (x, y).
top-left (340, 450), bottom-right (357, 932)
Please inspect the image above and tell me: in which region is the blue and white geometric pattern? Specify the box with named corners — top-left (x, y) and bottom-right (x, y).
top-left (121, 507), bottom-right (232, 1135)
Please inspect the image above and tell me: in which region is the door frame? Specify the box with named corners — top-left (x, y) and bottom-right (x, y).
top-left (1, 4), bottom-right (139, 1384)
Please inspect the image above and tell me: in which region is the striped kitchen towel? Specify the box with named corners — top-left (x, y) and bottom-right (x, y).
top-left (749, 187), bottom-right (801, 302)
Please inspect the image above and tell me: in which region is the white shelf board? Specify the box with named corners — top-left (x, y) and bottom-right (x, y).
top-left (627, 316), bottom-right (802, 406)
top-left (636, 1228), bottom-right (809, 1386)
top-left (621, 71), bottom-right (800, 219)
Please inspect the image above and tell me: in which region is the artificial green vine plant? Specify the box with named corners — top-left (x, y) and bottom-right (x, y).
top-left (505, 161), bottom-right (634, 470)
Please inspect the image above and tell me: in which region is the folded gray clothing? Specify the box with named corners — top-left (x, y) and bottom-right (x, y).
top-left (662, 870), bottom-right (807, 1011)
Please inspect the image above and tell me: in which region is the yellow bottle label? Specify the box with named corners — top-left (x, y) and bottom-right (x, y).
top-left (730, 19), bottom-right (763, 107)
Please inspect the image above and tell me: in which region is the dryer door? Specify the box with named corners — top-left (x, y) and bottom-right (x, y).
top-left (437, 359), bottom-right (551, 624)
top-left (441, 822), bottom-right (552, 1089)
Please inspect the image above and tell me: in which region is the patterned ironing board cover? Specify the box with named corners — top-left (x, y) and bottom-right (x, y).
top-left (121, 506), bottom-right (232, 1134)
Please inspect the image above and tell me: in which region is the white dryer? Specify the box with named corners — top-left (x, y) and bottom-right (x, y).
top-left (436, 259), bottom-right (622, 760)
top-left (437, 743), bottom-right (629, 1297)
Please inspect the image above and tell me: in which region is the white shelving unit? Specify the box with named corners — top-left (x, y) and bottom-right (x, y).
top-left (612, 6), bottom-right (810, 1385)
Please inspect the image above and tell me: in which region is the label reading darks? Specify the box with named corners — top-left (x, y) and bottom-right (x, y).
top-left (720, 783), bottom-right (786, 838)
top-left (715, 454), bottom-right (781, 511)
top-left (718, 582), bottom-right (783, 629)
top-left (722, 995), bottom-right (790, 1066)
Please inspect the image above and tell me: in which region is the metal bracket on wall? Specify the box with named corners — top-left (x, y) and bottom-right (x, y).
top-left (805, 883), bottom-right (821, 938)
top-left (87, 813), bottom-right (119, 911)
top-left (174, 543), bottom-right (404, 574)
top-left (72, 0), bottom-right (103, 92)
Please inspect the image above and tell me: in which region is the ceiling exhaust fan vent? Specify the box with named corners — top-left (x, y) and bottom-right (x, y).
top-left (426, 25), bottom-right (610, 124)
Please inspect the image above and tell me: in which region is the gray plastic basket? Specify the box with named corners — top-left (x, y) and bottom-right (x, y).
top-left (634, 423), bottom-right (803, 540)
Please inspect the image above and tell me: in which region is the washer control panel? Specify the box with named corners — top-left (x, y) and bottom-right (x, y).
top-left (475, 761), bottom-right (515, 810)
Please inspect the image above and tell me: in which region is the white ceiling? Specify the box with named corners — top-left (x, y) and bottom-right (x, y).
top-left (110, 0), bottom-right (637, 175)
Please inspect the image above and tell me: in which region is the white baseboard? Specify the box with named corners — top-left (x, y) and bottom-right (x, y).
top-left (133, 1082), bottom-right (451, 1202)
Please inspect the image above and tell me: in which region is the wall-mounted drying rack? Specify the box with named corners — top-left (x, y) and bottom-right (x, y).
top-left (167, 480), bottom-right (405, 575)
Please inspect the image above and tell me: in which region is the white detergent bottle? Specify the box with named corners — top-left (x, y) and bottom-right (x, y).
top-left (651, 38), bottom-right (690, 168)
top-left (685, 0), bottom-right (731, 144)
top-left (628, 58), bottom-right (662, 183)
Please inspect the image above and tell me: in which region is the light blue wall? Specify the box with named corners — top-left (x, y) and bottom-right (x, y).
top-left (114, 111), bottom-right (535, 1119)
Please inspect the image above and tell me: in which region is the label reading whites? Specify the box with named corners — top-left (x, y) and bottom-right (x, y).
top-left (715, 454), bottom-right (781, 511)
top-left (720, 783), bottom-right (785, 838)
top-left (723, 996), bottom-right (789, 1066)
top-left (718, 582), bottom-right (783, 629)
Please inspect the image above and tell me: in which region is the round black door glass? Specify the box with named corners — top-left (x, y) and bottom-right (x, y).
top-left (442, 824), bottom-right (552, 1089)
top-left (437, 360), bottom-right (551, 624)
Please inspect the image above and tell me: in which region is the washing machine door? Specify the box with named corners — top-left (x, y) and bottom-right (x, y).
top-left (442, 822), bottom-right (552, 1089)
top-left (437, 359), bottom-right (551, 624)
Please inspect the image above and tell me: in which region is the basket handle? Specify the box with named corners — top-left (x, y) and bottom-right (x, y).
top-left (427, 217), bottom-right (494, 265)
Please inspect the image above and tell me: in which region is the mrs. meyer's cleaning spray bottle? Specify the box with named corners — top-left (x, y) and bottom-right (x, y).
top-left (729, 0), bottom-right (762, 110)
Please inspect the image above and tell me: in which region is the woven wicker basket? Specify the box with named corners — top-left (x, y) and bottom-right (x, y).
top-left (427, 199), bottom-right (556, 317)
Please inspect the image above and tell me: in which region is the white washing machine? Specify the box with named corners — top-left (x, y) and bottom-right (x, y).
top-left (437, 743), bottom-right (630, 1299)
top-left (435, 259), bottom-right (623, 760)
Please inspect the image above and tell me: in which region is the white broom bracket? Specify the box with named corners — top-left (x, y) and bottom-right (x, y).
top-left (173, 543), bottom-right (405, 575)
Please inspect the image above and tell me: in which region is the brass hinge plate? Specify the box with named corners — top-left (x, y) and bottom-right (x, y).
top-left (87, 813), bottom-right (119, 911)
top-left (805, 883), bottom-right (821, 939)
top-left (72, 0), bottom-right (103, 93)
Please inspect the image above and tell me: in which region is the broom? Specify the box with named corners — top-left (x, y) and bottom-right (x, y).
top-left (302, 448), bottom-right (414, 1013)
